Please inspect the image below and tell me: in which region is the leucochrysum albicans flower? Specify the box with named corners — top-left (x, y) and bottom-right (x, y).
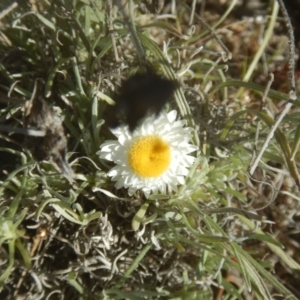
top-left (97, 110), bottom-right (198, 198)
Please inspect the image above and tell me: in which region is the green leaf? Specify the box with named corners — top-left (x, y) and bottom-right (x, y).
top-left (132, 202), bottom-right (149, 231)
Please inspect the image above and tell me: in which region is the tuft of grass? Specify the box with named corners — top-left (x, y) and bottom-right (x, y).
top-left (0, 0), bottom-right (300, 299)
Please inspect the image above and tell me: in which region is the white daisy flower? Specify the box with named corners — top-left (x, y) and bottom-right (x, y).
top-left (97, 110), bottom-right (198, 198)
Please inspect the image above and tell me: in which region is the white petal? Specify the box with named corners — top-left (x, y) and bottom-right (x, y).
top-left (167, 110), bottom-right (177, 122)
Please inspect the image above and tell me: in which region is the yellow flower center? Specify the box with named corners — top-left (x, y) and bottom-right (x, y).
top-left (128, 135), bottom-right (171, 177)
